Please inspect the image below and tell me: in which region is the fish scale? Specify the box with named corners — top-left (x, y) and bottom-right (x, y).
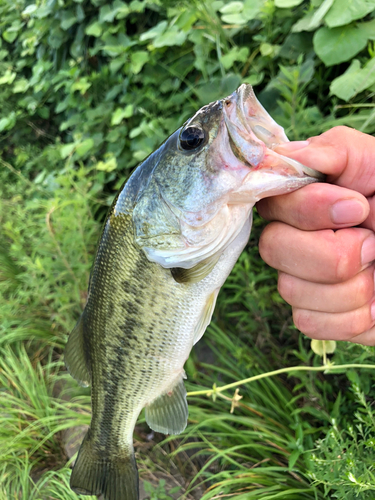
top-left (64, 84), bottom-right (324, 500)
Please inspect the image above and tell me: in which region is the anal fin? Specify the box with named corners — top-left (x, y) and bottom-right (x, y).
top-left (145, 377), bottom-right (188, 435)
top-left (64, 313), bottom-right (91, 387)
top-left (193, 289), bottom-right (219, 345)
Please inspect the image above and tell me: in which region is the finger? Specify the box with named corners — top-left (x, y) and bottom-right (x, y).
top-left (278, 266), bottom-right (374, 313)
top-left (259, 223), bottom-right (375, 283)
top-left (348, 327), bottom-right (375, 346)
top-left (256, 183), bottom-right (369, 230)
top-left (274, 126), bottom-right (375, 197)
top-left (292, 300), bottom-right (375, 341)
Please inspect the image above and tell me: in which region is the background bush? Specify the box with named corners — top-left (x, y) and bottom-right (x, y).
top-left (1, 0), bottom-right (375, 498)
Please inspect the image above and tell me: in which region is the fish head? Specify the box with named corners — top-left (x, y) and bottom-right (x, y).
top-left (129, 84), bottom-right (324, 270)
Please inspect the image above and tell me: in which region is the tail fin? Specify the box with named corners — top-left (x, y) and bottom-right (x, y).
top-left (70, 432), bottom-right (139, 500)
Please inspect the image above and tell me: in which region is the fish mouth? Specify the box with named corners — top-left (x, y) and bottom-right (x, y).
top-left (222, 84), bottom-right (324, 201)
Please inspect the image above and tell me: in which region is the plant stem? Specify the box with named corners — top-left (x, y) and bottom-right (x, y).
top-left (186, 363), bottom-right (375, 397)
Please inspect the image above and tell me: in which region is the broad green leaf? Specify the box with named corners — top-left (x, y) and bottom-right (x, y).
top-left (311, 339), bottom-right (337, 356)
top-left (275, 0), bottom-right (303, 7)
top-left (325, 0), bottom-right (375, 28)
top-left (220, 1), bottom-right (243, 14)
top-left (313, 25), bottom-right (368, 66)
top-left (330, 57), bottom-right (375, 101)
top-left (85, 22), bottom-right (102, 37)
top-left (130, 51), bottom-right (149, 74)
top-left (76, 138), bottom-right (94, 157)
top-left (359, 19), bottom-right (375, 40)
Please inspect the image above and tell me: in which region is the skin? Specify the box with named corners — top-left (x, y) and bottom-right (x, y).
top-left (257, 126), bottom-right (375, 346)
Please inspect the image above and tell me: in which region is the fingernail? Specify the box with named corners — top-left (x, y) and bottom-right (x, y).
top-left (276, 140), bottom-right (310, 153)
top-left (330, 199), bottom-right (366, 225)
top-left (361, 235), bottom-right (375, 266)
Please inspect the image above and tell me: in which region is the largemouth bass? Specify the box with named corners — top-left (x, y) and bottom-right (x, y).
top-left (65, 84), bottom-right (323, 500)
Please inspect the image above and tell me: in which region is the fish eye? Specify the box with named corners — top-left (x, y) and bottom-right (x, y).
top-left (179, 126), bottom-right (205, 151)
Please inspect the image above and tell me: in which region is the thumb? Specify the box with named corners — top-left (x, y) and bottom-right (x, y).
top-left (275, 126), bottom-right (375, 197)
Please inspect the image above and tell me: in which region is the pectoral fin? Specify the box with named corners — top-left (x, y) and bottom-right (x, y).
top-left (64, 314), bottom-right (91, 387)
top-left (145, 377), bottom-right (188, 435)
top-left (193, 289), bottom-right (219, 345)
top-left (171, 254), bottom-right (220, 284)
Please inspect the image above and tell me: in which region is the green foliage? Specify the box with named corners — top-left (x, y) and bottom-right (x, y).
top-left (1, 0), bottom-right (375, 499)
top-left (309, 372), bottom-right (375, 499)
top-left (143, 479), bottom-right (181, 499)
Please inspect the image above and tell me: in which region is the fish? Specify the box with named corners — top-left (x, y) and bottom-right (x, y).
top-left (64, 84), bottom-right (324, 500)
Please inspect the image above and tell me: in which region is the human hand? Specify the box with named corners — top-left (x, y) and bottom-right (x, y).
top-left (257, 126), bottom-right (375, 345)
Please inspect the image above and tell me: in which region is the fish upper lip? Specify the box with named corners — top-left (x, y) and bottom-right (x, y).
top-left (223, 85), bottom-right (325, 182)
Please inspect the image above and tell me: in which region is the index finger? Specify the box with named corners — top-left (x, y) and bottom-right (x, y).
top-left (275, 126), bottom-right (375, 196)
top-left (257, 183), bottom-right (369, 230)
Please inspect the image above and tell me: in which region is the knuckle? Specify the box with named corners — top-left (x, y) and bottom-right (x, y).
top-left (292, 308), bottom-right (315, 337)
top-left (334, 236), bottom-right (360, 282)
top-left (277, 273), bottom-right (294, 304)
top-left (352, 271), bottom-right (374, 306)
top-left (258, 223), bottom-right (279, 265)
top-left (344, 312), bottom-right (371, 339)
top-left (335, 252), bottom-right (354, 282)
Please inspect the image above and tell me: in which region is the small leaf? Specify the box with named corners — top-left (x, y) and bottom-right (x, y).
top-left (76, 138), bottom-right (94, 157)
top-left (221, 13), bottom-right (247, 24)
top-left (288, 449), bottom-right (300, 469)
top-left (275, 0), bottom-right (303, 7)
top-left (96, 156), bottom-right (117, 172)
top-left (111, 105), bottom-right (134, 125)
top-left (139, 21), bottom-right (167, 41)
top-left (153, 26), bottom-right (187, 48)
top-left (85, 22), bottom-right (102, 37)
top-left (60, 11), bottom-right (77, 30)
top-left (130, 51), bottom-right (149, 74)
top-left (60, 143), bottom-right (76, 159)
top-left (22, 4), bottom-right (37, 15)
top-left (220, 1), bottom-right (243, 14)
top-left (309, 0), bottom-right (335, 29)
top-left (0, 70), bottom-right (16, 85)
top-left (12, 79), bottom-right (29, 93)
top-left (311, 339), bottom-right (337, 356)
top-left (0, 112), bottom-right (16, 132)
